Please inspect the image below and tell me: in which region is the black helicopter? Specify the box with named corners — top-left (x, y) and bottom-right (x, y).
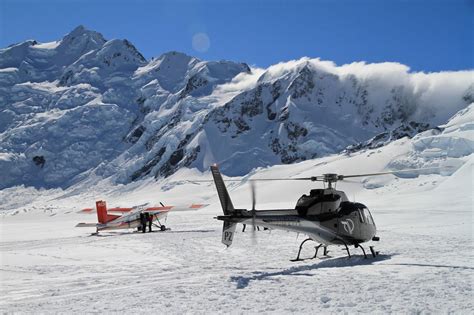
top-left (210, 165), bottom-right (434, 261)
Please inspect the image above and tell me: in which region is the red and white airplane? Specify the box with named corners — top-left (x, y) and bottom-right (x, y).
top-left (76, 200), bottom-right (207, 234)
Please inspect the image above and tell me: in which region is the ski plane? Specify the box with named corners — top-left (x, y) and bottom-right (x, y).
top-left (76, 200), bottom-right (207, 234)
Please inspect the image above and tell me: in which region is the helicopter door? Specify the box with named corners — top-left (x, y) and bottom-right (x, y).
top-left (337, 210), bottom-right (359, 238)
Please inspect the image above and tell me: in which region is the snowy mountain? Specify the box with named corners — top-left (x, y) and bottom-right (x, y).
top-left (0, 26), bottom-right (473, 189)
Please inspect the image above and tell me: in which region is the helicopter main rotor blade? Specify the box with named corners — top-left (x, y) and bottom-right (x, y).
top-left (186, 166), bottom-right (453, 185)
top-left (340, 166), bottom-right (448, 179)
top-left (188, 177), bottom-right (326, 183)
top-left (249, 177), bottom-right (325, 182)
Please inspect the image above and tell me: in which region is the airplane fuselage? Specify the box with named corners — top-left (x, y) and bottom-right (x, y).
top-left (97, 211), bottom-right (168, 231)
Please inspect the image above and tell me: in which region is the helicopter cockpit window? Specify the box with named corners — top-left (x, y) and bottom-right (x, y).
top-left (362, 208), bottom-right (374, 225)
top-left (358, 210), bottom-right (365, 223)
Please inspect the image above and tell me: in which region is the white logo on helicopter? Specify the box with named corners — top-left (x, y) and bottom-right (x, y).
top-left (341, 219), bottom-right (355, 234)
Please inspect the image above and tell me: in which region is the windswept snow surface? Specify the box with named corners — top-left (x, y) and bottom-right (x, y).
top-left (1, 111), bottom-right (472, 313)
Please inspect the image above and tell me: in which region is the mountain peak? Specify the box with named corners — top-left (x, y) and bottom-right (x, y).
top-left (58, 25), bottom-right (106, 52)
top-left (66, 25), bottom-right (103, 39)
top-left (70, 25), bottom-right (87, 34)
top-left (157, 51), bottom-right (198, 63)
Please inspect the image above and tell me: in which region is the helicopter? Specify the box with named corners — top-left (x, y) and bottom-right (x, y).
top-left (210, 164), bottom-right (436, 261)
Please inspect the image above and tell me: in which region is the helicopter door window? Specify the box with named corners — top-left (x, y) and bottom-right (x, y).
top-left (363, 208), bottom-right (374, 225)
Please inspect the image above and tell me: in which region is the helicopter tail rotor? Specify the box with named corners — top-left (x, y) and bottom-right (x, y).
top-left (250, 180), bottom-right (257, 244)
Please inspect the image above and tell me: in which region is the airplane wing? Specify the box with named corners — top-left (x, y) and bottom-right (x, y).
top-left (75, 223), bottom-right (97, 227)
top-left (77, 207), bottom-right (134, 214)
top-left (107, 207), bottom-right (134, 212)
top-left (78, 208), bottom-right (94, 214)
top-left (142, 204), bottom-right (208, 214)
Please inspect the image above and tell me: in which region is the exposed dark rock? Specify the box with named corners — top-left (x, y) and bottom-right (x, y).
top-left (285, 122), bottom-right (308, 140)
top-left (126, 125), bottom-right (145, 143)
top-left (266, 104), bottom-right (277, 120)
top-left (131, 147), bottom-right (166, 181)
top-left (270, 138), bottom-right (282, 154)
top-left (345, 121), bottom-right (430, 153)
top-left (145, 108), bottom-right (182, 150)
top-left (180, 74), bottom-right (208, 98)
top-left (169, 149), bottom-right (184, 166)
top-left (234, 117), bottom-right (250, 134)
top-left (462, 84), bottom-right (474, 104)
top-left (32, 156), bottom-right (45, 168)
top-left (58, 70), bottom-right (73, 86)
top-left (123, 39), bottom-right (146, 62)
top-left (288, 65), bottom-right (315, 100)
top-left (157, 134), bottom-right (194, 177)
top-left (183, 146), bottom-right (201, 167)
top-left (279, 107), bottom-right (289, 121)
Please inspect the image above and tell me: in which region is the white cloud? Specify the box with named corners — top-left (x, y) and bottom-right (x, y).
top-left (216, 55), bottom-right (473, 124)
top-left (214, 67), bottom-right (265, 94)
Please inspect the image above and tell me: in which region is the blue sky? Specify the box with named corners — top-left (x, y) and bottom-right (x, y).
top-left (0, 0), bottom-right (472, 72)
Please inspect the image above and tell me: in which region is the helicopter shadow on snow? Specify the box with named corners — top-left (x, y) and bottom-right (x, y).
top-left (230, 254), bottom-right (393, 289)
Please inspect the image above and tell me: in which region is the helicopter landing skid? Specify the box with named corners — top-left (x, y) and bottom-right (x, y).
top-left (369, 246), bottom-right (378, 258)
top-left (354, 243), bottom-right (366, 258)
top-left (290, 238), bottom-right (329, 262)
top-left (354, 244), bottom-right (379, 258)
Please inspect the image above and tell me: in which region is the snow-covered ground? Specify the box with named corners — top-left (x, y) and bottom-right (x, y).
top-left (1, 131), bottom-right (472, 313)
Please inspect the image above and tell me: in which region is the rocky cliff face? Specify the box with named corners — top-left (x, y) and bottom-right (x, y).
top-left (0, 26), bottom-right (472, 188)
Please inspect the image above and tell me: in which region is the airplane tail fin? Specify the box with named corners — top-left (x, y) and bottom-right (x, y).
top-left (211, 165), bottom-right (237, 246)
top-left (210, 165), bottom-right (235, 215)
top-left (96, 200), bottom-right (108, 224)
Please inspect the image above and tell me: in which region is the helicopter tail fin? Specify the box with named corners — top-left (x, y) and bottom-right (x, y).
top-left (211, 164), bottom-right (237, 247)
top-left (210, 165), bottom-right (235, 215)
top-left (221, 221), bottom-right (237, 247)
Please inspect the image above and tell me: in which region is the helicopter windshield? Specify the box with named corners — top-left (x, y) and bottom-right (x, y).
top-left (338, 201), bottom-right (370, 217)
